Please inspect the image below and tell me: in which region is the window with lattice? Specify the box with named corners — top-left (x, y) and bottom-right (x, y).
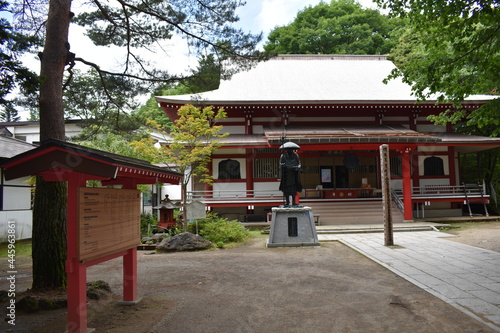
top-left (253, 158), bottom-right (279, 178)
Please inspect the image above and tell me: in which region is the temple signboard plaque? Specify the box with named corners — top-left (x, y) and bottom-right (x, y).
top-left (78, 187), bottom-right (141, 262)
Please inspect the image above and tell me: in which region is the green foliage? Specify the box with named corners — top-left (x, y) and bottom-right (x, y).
top-left (138, 54), bottom-right (222, 130)
top-left (187, 213), bottom-right (249, 248)
top-left (7, 0), bottom-right (263, 293)
top-left (160, 54), bottom-right (222, 94)
top-left (8, 0), bottom-right (263, 118)
top-left (75, 54), bottom-right (224, 159)
top-left (428, 98), bottom-right (500, 137)
top-left (64, 68), bottom-right (147, 116)
top-left (138, 95), bottom-right (174, 131)
top-left (73, 132), bottom-right (153, 161)
top-left (86, 280), bottom-right (112, 300)
top-left (459, 148), bottom-right (500, 209)
top-left (72, 0), bottom-right (262, 81)
top-left (139, 104), bottom-right (228, 231)
top-left (63, 68), bottom-right (149, 139)
top-left (264, 0), bottom-right (403, 55)
top-left (141, 213), bottom-right (158, 237)
top-left (0, 0), bottom-right (40, 112)
top-left (165, 104), bottom-right (228, 181)
top-left (376, 0), bottom-right (499, 135)
top-left (0, 103), bottom-right (21, 121)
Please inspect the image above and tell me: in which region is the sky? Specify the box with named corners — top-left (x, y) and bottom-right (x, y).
top-left (59, 0), bottom-right (380, 74)
top-left (17, 0), bottom-right (379, 118)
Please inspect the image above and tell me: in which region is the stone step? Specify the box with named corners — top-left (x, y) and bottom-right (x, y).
top-left (316, 226), bottom-right (435, 234)
top-left (304, 200), bottom-right (404, 225)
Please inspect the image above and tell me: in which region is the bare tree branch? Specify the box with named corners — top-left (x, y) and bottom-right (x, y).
top-left (74, 57), bottom-right (182, 83)
top-left (113, 0), bottom-right (257, 60)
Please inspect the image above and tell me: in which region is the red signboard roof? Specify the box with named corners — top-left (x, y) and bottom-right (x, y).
top-left (1, 139), bottom-right (182, 185)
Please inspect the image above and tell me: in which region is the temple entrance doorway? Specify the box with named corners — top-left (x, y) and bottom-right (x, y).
top-left (335, 166), bottom-right (349, 188)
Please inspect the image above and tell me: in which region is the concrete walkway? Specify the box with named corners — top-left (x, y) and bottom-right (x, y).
top-left (319, 231), bottom-right (500, 332)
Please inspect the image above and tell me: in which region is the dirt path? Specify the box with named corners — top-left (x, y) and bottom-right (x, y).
top-left (1, 221), bottom-right (499, 333)
top-left (443, 221), bottom-right (500, 252)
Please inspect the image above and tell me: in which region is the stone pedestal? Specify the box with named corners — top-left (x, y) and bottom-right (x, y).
top-left (267, 206), bottom-right (320, 247)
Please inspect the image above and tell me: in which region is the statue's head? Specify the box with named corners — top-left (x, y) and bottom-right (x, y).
top-left (279, 141), bottom-right (300, 151)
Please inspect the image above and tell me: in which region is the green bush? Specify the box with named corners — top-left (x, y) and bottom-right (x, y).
top-left (140, 213), bottom-right (158, 236)
top-left (187, 212), bottom-right (249, 247)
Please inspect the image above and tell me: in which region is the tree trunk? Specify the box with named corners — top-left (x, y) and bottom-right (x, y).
top-left (182, 181), bottom-right (188, 232)
top-left (32, 0), bottom-right (71, 290)
top-left (39, 0), bottom-right (70, 142)
top-left (32, 178), bottom-right (67, 289)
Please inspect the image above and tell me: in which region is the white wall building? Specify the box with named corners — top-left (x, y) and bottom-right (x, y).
top-left (0, 136), bottom-right (36, 241)
top-left (0, 120), bottom-right (83, 144)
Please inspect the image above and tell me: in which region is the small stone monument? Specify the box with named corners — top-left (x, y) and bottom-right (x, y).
top-left (267, 142), bottom-right (319, 247)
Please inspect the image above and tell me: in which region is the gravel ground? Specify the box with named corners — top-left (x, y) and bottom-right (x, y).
top-left (443, 221), bottom-right (500, 252)
top-left (1, 220), bottom-right (499, 333)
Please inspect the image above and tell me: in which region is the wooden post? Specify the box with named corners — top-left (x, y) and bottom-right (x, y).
top-left (402, 149), bottom-right (413, 222)
top-left (380, 144), bottom-right (393, 246)
top-left (122, 248), bottom-right (138, 302)
top-left (246, 149), bottom-right (254, 197)
top-left (66, 174), bottom-right (90, 333)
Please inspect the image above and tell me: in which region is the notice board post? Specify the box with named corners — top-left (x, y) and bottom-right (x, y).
top-left (66, 174), bottom-right (89, 333)
top-left (0, 139), bottom-right (182, 333)
top-left (66, 177), bottom-right (143, 332)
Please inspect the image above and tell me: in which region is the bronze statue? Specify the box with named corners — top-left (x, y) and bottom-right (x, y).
top-left (279, 142), bottom-right (302, 207)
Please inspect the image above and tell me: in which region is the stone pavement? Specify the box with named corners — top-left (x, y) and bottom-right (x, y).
top-left (319, 231), bottom-right (500, 332)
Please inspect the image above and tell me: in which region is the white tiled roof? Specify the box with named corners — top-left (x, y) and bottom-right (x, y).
top-left (0, 136), bottom-right (36, 159)
top-left (156, 55), bottom-right (493, 105)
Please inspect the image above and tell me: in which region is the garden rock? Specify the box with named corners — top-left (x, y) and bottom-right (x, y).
top-left (151, 233), bottom-right (164, 240)
top-left (141, 236), bottom-right (154, 243)
top-left (156, 232), bottom-right (212, 252)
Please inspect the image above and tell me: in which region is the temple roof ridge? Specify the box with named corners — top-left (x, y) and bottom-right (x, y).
top-left (271, 54), bottom-right (388, 61)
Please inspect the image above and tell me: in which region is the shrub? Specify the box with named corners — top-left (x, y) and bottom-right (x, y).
top-left (140, 213), bottom-right (158, 236)
top-left (187, 212), bottom-right (249, 247)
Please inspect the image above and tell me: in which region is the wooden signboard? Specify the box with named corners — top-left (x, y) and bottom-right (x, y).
top-left (78, 188), bottom-right (141, 262)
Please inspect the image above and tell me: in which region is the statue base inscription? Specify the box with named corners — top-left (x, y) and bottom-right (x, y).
top-left (267, 206), bottom-right (320, 248)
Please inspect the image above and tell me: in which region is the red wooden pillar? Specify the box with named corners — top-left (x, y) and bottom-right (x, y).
top-left (412, 151), bottom-right (420, 188)
top-left (66, 260), bottom-right (87, 333)
top-left (244, 110), bottom-right (254, 198)
top-left (66, 174), bottom-right (88, 333)
top-left (402, 149), bottom-right (413, 222)
top-left (246, 149), bottom-right (254, 197)
top-left (448, 146), bottom-right (457, 186)
top-left (123, 248), bottom-right (138, 302)
top-left (244, 110), bottom-right (253, 135)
